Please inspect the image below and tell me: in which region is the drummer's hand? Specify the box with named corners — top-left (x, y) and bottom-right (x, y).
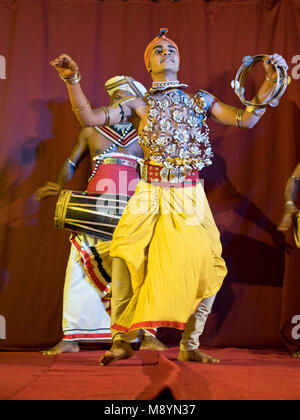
top-left (49, 54), bottom-right (79, 79)
top-left (34, 182), bottom-right (62, 201)
top-left (263, 54), bottom-right (289, 75)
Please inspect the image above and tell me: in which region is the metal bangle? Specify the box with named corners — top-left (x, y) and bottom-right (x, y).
top-left (60, 72), bottom-right (81, 84)
top-left (100, 106), bottom-right (110, 126)
top-left (285, 201), bottom-right (296, 209)
top-left (236, 109), bottom-right (244, 128)
top-left (67, 158), bottom-right (78, 169)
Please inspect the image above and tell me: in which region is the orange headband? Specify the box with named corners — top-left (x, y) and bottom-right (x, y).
top-left (144, 28), bottom-right (179, 72)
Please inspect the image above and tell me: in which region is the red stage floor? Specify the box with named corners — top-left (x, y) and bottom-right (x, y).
top-left (1, 347), bottom-right (300, 400)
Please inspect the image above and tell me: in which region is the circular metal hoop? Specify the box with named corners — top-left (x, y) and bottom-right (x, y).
top-left (231, 54), bottom-right (290, 108)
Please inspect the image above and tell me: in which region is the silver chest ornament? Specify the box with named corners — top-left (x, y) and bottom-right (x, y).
top-left (140, 90), bottom-right (213, 183)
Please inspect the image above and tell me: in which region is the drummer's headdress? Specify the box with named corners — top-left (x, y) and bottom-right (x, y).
top-left (105, 75), bottom-right (147, 98)
top-left (144, 28), bottom-right (179, 72)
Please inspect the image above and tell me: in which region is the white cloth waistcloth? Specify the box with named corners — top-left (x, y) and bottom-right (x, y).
top-left (62, 234), bottom-right (112, 342)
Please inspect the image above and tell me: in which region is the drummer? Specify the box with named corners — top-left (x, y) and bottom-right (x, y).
top-left (35, 76), bottom-right (167, 355)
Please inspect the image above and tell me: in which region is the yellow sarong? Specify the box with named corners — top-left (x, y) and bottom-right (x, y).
top-left (110, 180), bottom-right (227, 333)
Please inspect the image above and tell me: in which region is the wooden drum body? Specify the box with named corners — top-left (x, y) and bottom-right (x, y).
top-left (54, 189), bottom-right (130, 240)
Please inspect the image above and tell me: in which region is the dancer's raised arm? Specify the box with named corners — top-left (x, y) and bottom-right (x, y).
top-left (50, 54), bottom-right (132, 126)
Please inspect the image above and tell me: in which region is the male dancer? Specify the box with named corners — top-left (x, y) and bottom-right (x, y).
top-left (35, 76), bottom-right (166, 354)
top-left (49, 29), bottom-right (288, 364)
top-left (278, 162), bottom-right (300, 358)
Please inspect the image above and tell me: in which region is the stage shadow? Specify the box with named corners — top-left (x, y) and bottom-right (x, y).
top-left (0, 98), bottom-right (88, 348)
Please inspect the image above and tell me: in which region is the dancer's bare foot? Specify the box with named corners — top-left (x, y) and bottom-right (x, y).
top-left (140, 336), bottom-right (167, 351)
top-left (292, 350), bottom-right (300, 358)
top-left (99, 340), bottom-right (133, 366)
top-left (41, 340), bottom-right (80, 355)
top-left (178, 349), bottom-right (220, 364)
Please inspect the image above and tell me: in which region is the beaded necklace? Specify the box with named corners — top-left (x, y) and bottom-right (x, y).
top-left (149, 81), bottom-right (188, 94)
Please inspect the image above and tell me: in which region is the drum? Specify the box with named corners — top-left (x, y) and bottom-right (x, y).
top-left (293, 211), bottom-right (300, 248)
top-left (54, 189), bottom-right (131, 240)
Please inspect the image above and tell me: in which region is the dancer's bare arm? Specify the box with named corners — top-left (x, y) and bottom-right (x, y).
top-left (50, 54), bottom-right (133, 126)
top-left (278, 163), bottom-right (300, 231)
top-left (34, 127), bottom-right (91, 200)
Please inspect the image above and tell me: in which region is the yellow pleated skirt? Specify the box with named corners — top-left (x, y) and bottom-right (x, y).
top-left (110, 180), bottom-right (227, 333)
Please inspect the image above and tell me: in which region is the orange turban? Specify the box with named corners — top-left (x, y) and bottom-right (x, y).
top-left (144, 28), bottom-right (179, 72)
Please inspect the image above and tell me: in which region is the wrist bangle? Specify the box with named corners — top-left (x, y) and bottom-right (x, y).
top-left (236, 109), bottom-right (244, 128)
top-left (60, 72), bottom-right (81, 84)
top-left (265, 73), bottom-right (277, 83)
top-left (100, 106), bottom-right (110, 126)
top-left (67, 158), bottom-right (78, 169)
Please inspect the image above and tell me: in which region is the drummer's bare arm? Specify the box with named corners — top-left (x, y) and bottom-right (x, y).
top-left (50, 54), bottom-right (135, 126)
top-left (35, 127), bottom-right (90, 201)
top-left (55, 127), bottom-right (90, 185)
top-left (278, 163), bottom-right (300, 231)
top-left (210, 54), bottom-right (288, 129)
